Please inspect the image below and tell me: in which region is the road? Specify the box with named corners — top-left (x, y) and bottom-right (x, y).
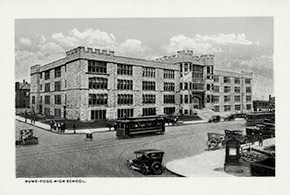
top-left (16, 119), bottom-right (246, 177)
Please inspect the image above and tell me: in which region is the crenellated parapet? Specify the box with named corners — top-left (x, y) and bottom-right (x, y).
top-left (30, 64), bottom-right (41, 75)
top-left (200, 54), bottom-right (214, 65)
top-left (65, 46), bottom-right (115, 57)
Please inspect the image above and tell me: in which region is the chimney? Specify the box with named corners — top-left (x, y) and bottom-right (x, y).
top-left (23, 79), bottom-right (25, 83)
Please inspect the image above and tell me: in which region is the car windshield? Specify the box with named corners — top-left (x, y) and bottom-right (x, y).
top-left (136, 154), bottom-right (144, 159)
top-left (150, 153), bottom-right (163, 159)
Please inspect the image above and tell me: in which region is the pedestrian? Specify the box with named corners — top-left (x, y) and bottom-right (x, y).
top-left (259, 132), bottom-right (263, 146)
top-left (251, 131), bottom-right (255, 145)
top-left (63, 123), bottom-right (66, 133)
top-left (50, 121), bottom-right (53, 130)
top-left (57, 122), bottom-right (61, 132)
top-left (73, 123), bottom-right (76, 134)
top-left (54, 121), bottom-right (57, 131)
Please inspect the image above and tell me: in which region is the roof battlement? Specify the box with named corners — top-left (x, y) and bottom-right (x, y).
top-left (65, 46), bottom-right (115, 57)
top-left (30, 64), bottom-right (41, 74)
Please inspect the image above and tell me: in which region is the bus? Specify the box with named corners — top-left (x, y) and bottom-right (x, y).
top-left (115, 116), bottom-right (165, 138)
top-left (246, 112), bottom-right (275, 126)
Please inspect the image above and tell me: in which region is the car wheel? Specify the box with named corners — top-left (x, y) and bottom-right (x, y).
top-left (151, 161), bottom-right (163, 175)
top-left (127, 161), bottom-right (132, 170)
top-left (141, 164), bottom-right (149, 175)
top-left (209, 138), bottom-right (218, 148)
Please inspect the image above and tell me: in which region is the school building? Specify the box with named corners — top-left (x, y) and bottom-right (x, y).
top-left (30, 46), bottom-right (253, 121)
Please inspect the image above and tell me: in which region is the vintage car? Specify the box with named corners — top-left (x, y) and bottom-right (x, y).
top-left (164, 115), bottom-right (183, 126)
top-left (16, 129), bottom-right (39, 145)
top-left (208, 115), bottom-right (221, 123)
top-left (224, 129), bottom-right (251, 144)
top-left (127, 149), bottom-right (165, 175)
top-left (206, 133), bottom-right (225, 149)
top-left (224, 114), bottom-right (236, 121)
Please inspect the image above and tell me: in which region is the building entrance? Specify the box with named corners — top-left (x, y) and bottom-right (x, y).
top-left (193, 97), bottom-right (200, 109)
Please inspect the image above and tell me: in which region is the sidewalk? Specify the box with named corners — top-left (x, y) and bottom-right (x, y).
top-left (166, 138), bottom-right (275, 177)
top-left (15, 115), bottom-right (110, 134)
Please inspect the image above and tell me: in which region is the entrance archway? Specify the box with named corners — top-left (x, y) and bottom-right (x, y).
top-left (192, 97), bottom-right (200, 109)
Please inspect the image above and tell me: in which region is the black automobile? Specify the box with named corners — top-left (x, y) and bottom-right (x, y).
top-left (208, 115), bottom-right (221, 123)
top-left (224, 114), bottom-right (235, 121)
top-left (127, 149), bottom-right (165, 175)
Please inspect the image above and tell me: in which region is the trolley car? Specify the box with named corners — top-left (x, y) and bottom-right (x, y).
top-left (115, 116), bottom-right (165, 138)
top-left (246, 112), bottom-right (275, 126)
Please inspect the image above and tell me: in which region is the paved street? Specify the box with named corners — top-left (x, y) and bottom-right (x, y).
top-left (16, 119), bottom-right (246, 177)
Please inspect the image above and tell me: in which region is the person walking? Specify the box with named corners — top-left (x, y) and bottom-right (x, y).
top-left (54, 121), bottom-right (57, 131)
top-left (73, 123), bottom-right (76, 134)
top-left (50, 121), bottom-right (53, 130)
top-left (258, 131), bottom-right (263, 146)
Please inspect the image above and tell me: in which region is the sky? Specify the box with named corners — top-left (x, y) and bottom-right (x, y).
top-left (15, 17), bottom-right (273, 100)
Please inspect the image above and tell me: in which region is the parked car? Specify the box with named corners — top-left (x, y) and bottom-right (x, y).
top-left (127, 149), bottom-right (165, 175)
top-left (224, 114), bottom-right (235, 121)
top-left (206, 132), bottom-right (225, 149)
top-left (208, 115), bottom-right (221, 123)
top-left (16, 129), bottom-right (39, 145)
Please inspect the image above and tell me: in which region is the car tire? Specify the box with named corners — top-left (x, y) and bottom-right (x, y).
top-left (209, 138), bottom-right (218, 148)
top-left (151, 161), bottom-right (163, 175)
top-left (141, 164), bottom-right (149, 175)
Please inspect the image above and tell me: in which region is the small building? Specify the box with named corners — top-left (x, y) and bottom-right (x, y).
top-left (15, 80), bottom-right (30, 108)
top-left (253, 95), bottom-right (275, 112)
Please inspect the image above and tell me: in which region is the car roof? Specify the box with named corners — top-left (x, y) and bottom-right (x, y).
top-left (134, 149), bottom-right (164, 154)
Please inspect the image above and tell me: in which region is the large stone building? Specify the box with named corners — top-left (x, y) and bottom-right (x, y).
top-left (30, 46), bottom-right (253, 121)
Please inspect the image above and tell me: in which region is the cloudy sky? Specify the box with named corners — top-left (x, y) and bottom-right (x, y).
top-left (15, 18), bottom-right (273, 100)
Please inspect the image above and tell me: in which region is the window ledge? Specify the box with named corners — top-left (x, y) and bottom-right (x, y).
top-left (85, 72), bottom-right (110, 76)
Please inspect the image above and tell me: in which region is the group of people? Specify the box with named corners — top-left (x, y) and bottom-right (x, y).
top-left (50, 121), bottom-right (66, 133)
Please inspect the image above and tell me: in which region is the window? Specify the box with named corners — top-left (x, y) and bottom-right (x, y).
top-left (192, 83), bottom-right (204, 90)
top-left (224, 105), bottom-right (231, 112)
top-left (55, 67), bottom-right (61, 78)
top-left (117, 64), bottom-right (132, 75)
top-left (118, 94), bottom-right (133, 105)
top-left (164, 82), bottom-right (175, 91)
top-left (40, 96), bottom-right (42, 104)
top-left (91, 110), bottom-right (106, 120)
top-left (184, 95), bottom-right (188, 103)
top-left (117, 79), bottom-right (133, 90)
top-left (246, 87), bottom-right (252, 93)
top-left (246, 104), bottom-right (252, 110)
top-left (192, 65), bottom-right (203, 82)
top-left (235, 105), bottom-right (241, 111)
top-left (164, 107), bottom-right (175, 115)
top-left (40, 84), bottom-right (42, 91)
top-left (142, 81), bottom-right (155, 91)
top-left (143, 67), bottom-right (155, 77)
top-left (214, 75), bottom-right (219, 82)
top-left (89, 77), bottom-right (108, 89)
top-left (45, 83), bottom-right (50, 92)
top-left (55, 95), bottom-right (61, 104)
top-left (234, 95), bottom-right (241, 102)
top-left (246, 95), bottom-right (252, 101)
top-left (180, 83), bottom-right (183, 90)
top-left (213, 85), bottom-right (219, 93)
top-left (224, 96), bottom-right (231, 102)
top-left (224, 86), bottom-right (231, 93)
top-left (214, 106), bottom-right (220, 112)
top-left (234, 78), bottom-right (240, 84)
top-left (143, 94), bottom-right (156, 104)
top-left (224, 76), bottom-right (230, 83)
top-left (32, 96), bottom-right (35, 104)
top-left (44, 108), bottom-right (50, 116)
top-left (207, 95), bottom-right (211, 103)
top-left (234, 87), bottom-right (240, 93)
top-left (180, 95), bottom-right (183, 104)
top-left (184, 63), bottom-right (188, 72)
top-left (184, 83), bottom-right (188, 90)
top-left (55, 81), bottom-right (61, 91)
top-left (117, 109), bottom-right (133, 118)
top-left (88, 94), bottom-right (108, 105)
top-left (245, 78), bottom-right (251, 84)
top-left (45, 96), bottom-right (50, 104)
top-left (88, 60), bottom-right (107, 74)
top-left (45, 70), bottom-right (50, 80)
top-left (164, 69), bottom-right (175, 79)
top-left (143, 108), bottom-right (156, 116)
top-left (207, 84), bottom-right (211, 91)
top-left (213, 96), bottom-right (219, 103)
top-left (164, 95), bottom-right (175, 104)
top-left (40, 72), bottom-right (42, 79)
top-left (54, 109), bottom-right (61, 117)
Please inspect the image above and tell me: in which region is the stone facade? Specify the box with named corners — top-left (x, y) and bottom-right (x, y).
top-left (30, 47), bottom-right (253, 121)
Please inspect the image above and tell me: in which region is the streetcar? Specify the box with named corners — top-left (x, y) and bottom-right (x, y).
top-left (246, 112), bottom-right (275, 126)
top-left (115, 116), bottom-right (165, 138)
